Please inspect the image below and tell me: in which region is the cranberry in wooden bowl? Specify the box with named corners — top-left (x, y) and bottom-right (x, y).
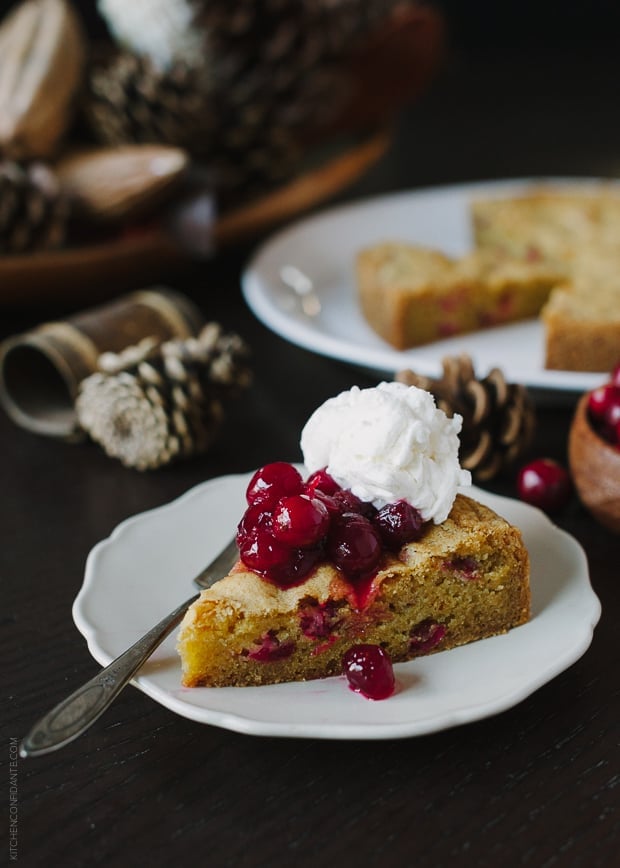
top-left (568, 368), bottom-right (620, 533)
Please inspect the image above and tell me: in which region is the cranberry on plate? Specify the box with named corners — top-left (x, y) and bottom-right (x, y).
top-left (342, 644), bottom-right (395, 700)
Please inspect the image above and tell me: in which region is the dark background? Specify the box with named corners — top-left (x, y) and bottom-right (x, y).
top-left (1, 2), bottom-right (619, 867)
top-left (2, 1), bottom-right (620, 55)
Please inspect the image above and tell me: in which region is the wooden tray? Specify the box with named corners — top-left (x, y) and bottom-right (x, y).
top-left (0, 129), bottom-right (392, 307)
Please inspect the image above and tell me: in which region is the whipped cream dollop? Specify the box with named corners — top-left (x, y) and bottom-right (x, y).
top-left (300, 381), bottom-right (471, 524)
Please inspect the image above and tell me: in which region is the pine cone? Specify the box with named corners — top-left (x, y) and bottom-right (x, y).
top-left (76, 323), bottom-right (252, 470)
top-left (84, 49), bottom-right (305, 203)
top-left (86, 51), bottom-right (211, 153)
top-left (88, 2), bottom-right (404, 203)
top-left (396, 355), bottom-right (536, 481)
top-left (0, 161), bottom-right (70, 253)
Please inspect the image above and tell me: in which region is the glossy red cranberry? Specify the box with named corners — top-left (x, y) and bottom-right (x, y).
top-left (605, 399), bottom-right (620, 430)
top-left (517, 458), bottom-right (572, 512)
top-left (246, 462), bottom-right (303, 509)
top-left (272, 494), bottom-right (330, 547)
top-left (310, 486), bottom-right (374, 519)
top-left (305, 468), bottom-right (340, 496)
top-left (343, 644), bottom-right (395, 700)
top-left (236, 503), bottom-right (272, 548)
top-left (587, 382), bottom-right (620, 445)
top-left (373, 500), bottom-right (424, 549)
top-left (238, 525), bottom-right (292, 575)
top-left (266, 546), bottom-right (324, 587)
top-left (587, 383), bottom-right (620, 424)
top-left (611, 363), bottom-right (620, 387)
top-left (327, 513), bottom-right (382, 579)
top-left (333, 489), bottom-right (377, 518)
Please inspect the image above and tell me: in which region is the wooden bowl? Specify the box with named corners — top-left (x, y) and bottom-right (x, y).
top-left (0, 129), bottom-right (392, 308)
top-left (568, 392), bottom-right (620, 532)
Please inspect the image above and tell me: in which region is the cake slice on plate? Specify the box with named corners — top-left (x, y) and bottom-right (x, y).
top-left (355, 242), bottom-right (562, 350)
top-left (177, 382), bottom-right (530, 693)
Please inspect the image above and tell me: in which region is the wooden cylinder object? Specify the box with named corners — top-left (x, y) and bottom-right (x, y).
top-left (0, 288), bottom-right (204, 439)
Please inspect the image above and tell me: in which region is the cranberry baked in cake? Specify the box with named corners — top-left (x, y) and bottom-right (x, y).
top-left (177, 383), bottom-right (530, 690)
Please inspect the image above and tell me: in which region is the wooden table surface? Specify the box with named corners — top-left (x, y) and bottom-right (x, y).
top-left (2, 33), bottom-right (619, 868)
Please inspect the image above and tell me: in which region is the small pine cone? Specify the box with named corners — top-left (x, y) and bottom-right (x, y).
top-left (0, 161), bottom-right (70, 254)
top-left (76, 323), bottom-right (252, 470)
top-left (396, 355), bottom-right (537, 481)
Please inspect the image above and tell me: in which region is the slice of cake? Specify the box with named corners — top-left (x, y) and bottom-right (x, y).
top-left (471, 189), bottom-right (620, 371)
top-left (177, 382), bottom-right (531, 692)
top-left (543, 277), bottom-right (620, 372)
top-left (471, 187), bottom-right (620, 263)
top-left (178, 492), bottom-right (530, 687)
top-left (355, 242), bottom-right (562, 350)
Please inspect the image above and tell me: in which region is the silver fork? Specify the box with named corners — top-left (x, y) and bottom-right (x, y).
top-left (20, 537), bottom-right (239, 758)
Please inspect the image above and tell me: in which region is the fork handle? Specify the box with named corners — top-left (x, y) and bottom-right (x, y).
top-left (19, 593), bottom-right (198, 758)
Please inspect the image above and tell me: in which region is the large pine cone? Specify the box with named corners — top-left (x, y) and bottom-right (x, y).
top-left (88, 1), bottom-right (405, 203)
top-left (397, 355), bottom-right (537, 481)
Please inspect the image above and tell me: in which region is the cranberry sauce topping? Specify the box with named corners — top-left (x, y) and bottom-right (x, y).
top-left (237, 462), bottom-right (428, 590)
top-left (342, 644), bottom-right (395, 700)
top-left (409, 619), bottom-right (447, 653)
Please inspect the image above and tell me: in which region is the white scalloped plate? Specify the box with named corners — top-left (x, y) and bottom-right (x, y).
top-left (73, 473), bottom-right (601, 740)
top-left (242, 177), bottom-right (619, 393)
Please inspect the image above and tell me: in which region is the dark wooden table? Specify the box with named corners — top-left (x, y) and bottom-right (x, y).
top-left (3, 40), bottom-right (619, 868)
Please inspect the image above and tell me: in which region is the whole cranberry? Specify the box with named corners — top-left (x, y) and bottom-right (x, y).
top-left (517, 458), bottom-right (572, 512)
top-left (246, 462), bottom-right (303, 509)
top-left (605, 400), bottom-right (620, 431)
top-left (305, 468), bottom-right (340, 496)
top-left (272, 494), bottom-right (330, 548)
top-left (236, 503), bottom-right (272, 549)
top-left (332, 489), bottom-right (376, 519)
top-left (587, 383), bottom-right (620, 425)
top-left (238, 526), bottom-right (292, 575)
top-left (327, 513), bottom-right (382, 580)
top-left (310, 484), bottom-right (375, 520)
top-left (342, 644), bottom-right (395, 700)
top-left (266, 546), bottom-right (324, 587)
top-left (373, 500), bottom-right (424, 549)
